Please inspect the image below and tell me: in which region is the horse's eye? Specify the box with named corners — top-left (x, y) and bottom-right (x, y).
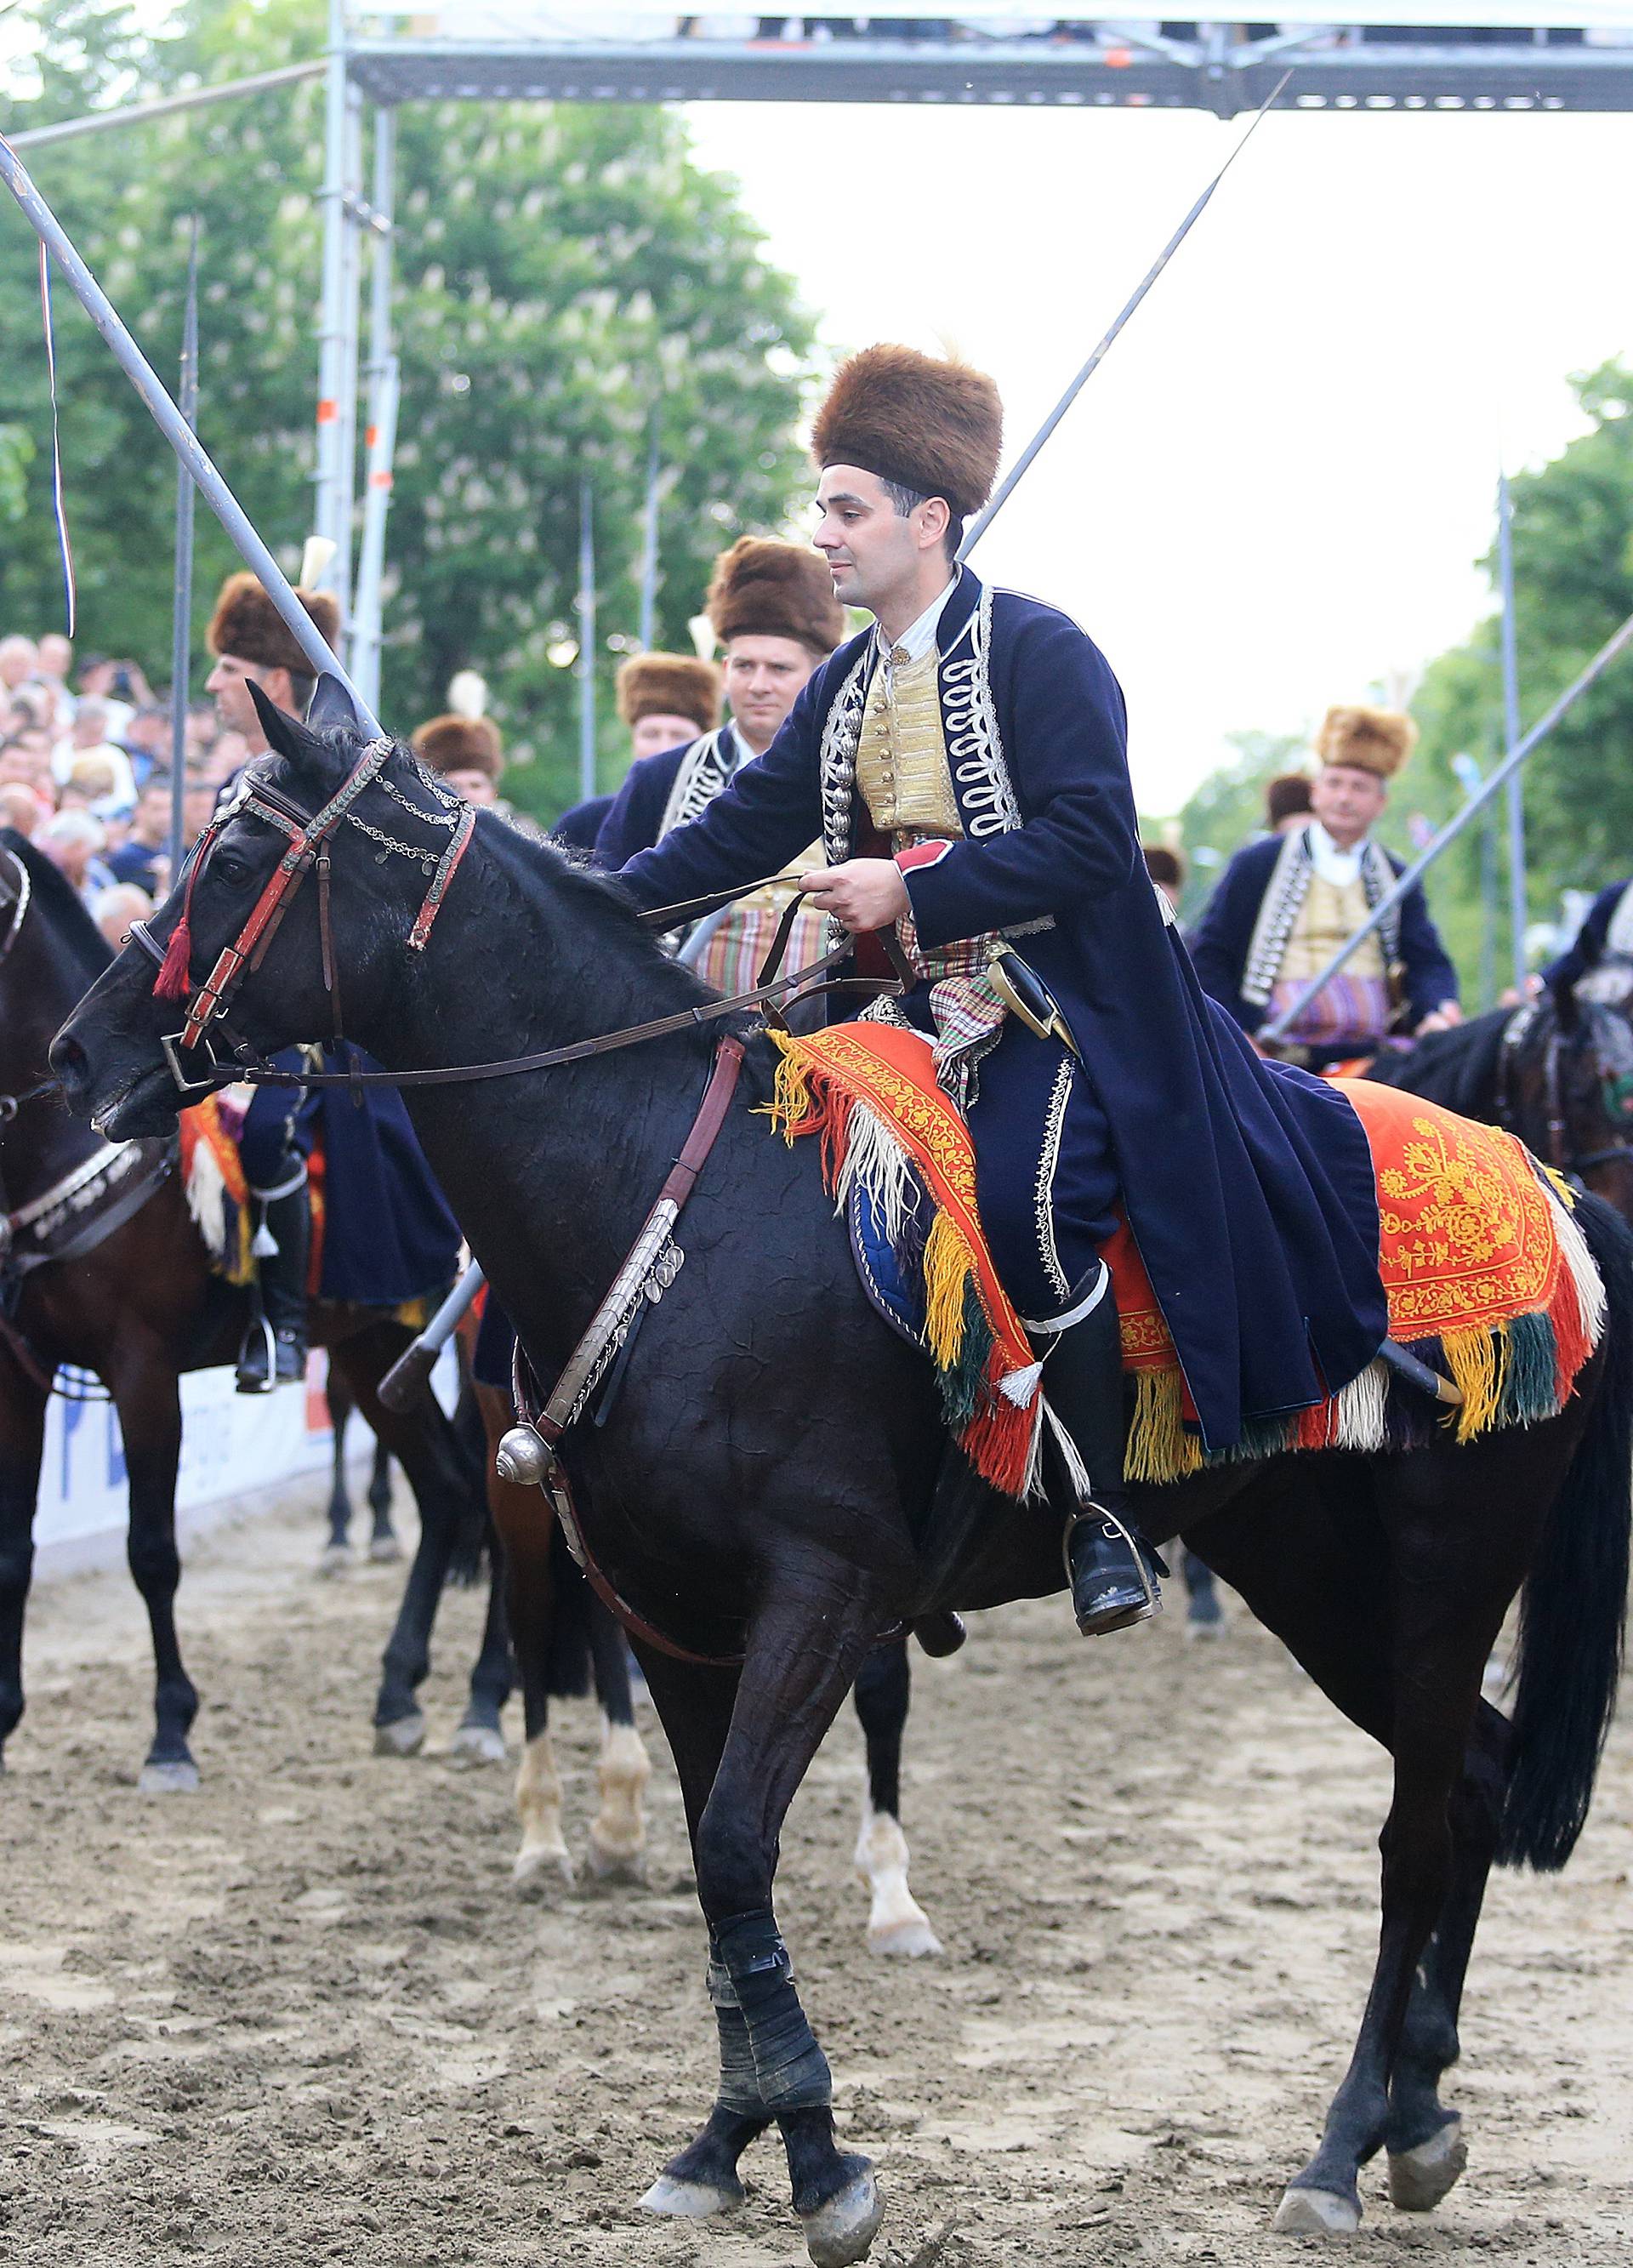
top-left (213, 851), bottom-right (253, 887)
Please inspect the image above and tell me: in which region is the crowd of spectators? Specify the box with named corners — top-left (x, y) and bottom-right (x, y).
top-left (0, 630), bottom-right (242, 953)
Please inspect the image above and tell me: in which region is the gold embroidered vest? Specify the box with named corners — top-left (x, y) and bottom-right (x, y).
top-left (854, 647), bottom-right (963, 841)
top-left (1280, 874), bottom-right (1386, 985)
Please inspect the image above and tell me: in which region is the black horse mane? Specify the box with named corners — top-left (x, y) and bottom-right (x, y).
top-left (1363, 1005), bottom-right (1518, 1117)
top-left (2, 826), bottom-right (112, 987)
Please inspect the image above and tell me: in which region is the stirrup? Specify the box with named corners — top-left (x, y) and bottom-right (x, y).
top-left (1062, 1501), bottom-right (1164, 1634)
top-left (236, 1311), bottom-right (280, 1395)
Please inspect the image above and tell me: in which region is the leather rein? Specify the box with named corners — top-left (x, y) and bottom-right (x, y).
top-left (126, 738), bottom-right (908, 1097)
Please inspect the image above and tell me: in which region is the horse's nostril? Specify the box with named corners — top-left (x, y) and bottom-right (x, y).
top-left (48, 1032), bottom-right (86, 1089)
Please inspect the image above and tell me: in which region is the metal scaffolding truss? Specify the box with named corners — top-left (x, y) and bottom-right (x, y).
top-left (317, 4), bottom-right (1633, 707)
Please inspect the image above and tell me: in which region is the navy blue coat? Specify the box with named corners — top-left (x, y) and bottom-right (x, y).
top-left (551, 792), bottom-right (614, 856)
top-left (595, 737), bottom-right (711, 868)
top-left (617, 572), bottom-right (1386, 1455)
top-left (1189, 831), bottom-right (1459, 1040)
top-left (1544, 880), bottom-right (1628, 989)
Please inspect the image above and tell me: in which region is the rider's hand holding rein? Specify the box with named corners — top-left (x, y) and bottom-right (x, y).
top-left (799, 858), bottom-right (910, 933)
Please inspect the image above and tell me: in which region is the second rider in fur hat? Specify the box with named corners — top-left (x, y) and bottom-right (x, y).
top-left (1190, 698), bottom-right (1460, 1074)
top-left (597, 536), bottom-right (847, 993)
top-left (611, 341), bottom-right (1397, 1655)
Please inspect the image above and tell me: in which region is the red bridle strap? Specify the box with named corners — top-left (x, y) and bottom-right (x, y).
top-left (150, 737), bottom-right (448, 1052)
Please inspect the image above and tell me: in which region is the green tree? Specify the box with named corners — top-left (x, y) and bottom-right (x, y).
top-left (1174, 729), bottom-right (1304, 920)
top-left (0, 0), bottom-right (816, 816)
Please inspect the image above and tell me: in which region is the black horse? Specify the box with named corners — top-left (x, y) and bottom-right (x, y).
top-left (1366, 965), bottom-right (1633, 1220)
top-left (53, 713), bottom-right (1632, 2265)
top-left (0, 829), bottom-right (509, 1785)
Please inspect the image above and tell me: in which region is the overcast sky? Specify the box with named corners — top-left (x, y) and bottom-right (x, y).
top-left (685, 101), bottom-right (1630, 812)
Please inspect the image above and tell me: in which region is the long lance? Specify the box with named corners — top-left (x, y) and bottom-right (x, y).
top-left (168, 215), bottom-right (200, 884)
top-left (1260, 605), bottom-right (1633, 1044)
top-left (961, 69), bottom-right (1291, 561)
top-left (0, 134), bottom-right (381, 736)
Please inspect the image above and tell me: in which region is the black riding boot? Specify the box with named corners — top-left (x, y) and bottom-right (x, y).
top-left (236, 1184), bottom-right (310, 1393)
top-left (1036, 1278), bottom-right (1164, 1637)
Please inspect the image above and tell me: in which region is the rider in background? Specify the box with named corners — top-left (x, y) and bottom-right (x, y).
top-left (1189, 707), bottom-right (1462, 1072)
top-left (597, 535), bottom-right (845, 993)
top-left (551, 652), bottom-right (721, 858)
top-left (202, 573), bottom-right (460, 1389)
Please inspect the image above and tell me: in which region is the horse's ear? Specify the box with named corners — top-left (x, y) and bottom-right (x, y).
top-left (305, 671), bottom-right (366, 739)
top-left (1550, 973), bottom-right (1579, 1034)
top-left (247, 677), bottom-right (324, 767)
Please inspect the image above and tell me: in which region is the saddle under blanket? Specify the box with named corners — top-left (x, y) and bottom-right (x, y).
top-left (766, 1028), bottom-right (1607, 1490)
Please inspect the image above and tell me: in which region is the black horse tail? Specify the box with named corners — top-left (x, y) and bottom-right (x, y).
top-left (1498, 1189), bottom-right (1633, 1872)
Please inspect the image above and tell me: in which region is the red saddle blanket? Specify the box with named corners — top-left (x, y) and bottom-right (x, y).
top-left (767, 1028), bottom-right (1605, 1489)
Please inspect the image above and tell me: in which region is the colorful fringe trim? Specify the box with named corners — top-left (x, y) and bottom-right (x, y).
top-left (766, 1030), bottom-right (1044, 1497)
top-left (765, 1027), bottom-right (1607, 1492)
top-left (179, 1094), bottom-right (254, 1288)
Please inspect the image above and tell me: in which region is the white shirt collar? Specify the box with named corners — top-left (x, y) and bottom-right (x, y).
top-left (1306, 819), bottom-right (1367, 886)
top-left (876, 570), bottom-right (960, 669)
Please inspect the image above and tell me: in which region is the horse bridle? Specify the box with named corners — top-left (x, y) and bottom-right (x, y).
top-left (127, 738), bottom-right (904, 1098)
top-left (1496, 997), bottom-right (1633, 1183)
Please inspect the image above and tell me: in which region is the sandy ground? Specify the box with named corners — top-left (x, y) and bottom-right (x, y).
top-left (0, 1484), bottom-right (1629, 2268)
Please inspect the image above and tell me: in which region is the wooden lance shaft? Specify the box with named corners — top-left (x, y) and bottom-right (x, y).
top-left (0, 133), bottom-right (381, 738)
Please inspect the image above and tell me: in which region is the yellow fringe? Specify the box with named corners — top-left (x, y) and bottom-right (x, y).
top-left (1124, 1368), bottom-right (1204, 1484)
top-left (765, 1039), bottom-right (819, 1144)
top-left (1540, 1162), bottom-right (1578, 1211)
top-left (922, 1208), bottom-right (975, 1370)
top-left (1442, 1322), bottom-right (1507, 1444)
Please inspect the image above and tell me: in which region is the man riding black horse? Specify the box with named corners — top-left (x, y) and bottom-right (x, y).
top-left (612, 345), bottom-right (1389, 1640)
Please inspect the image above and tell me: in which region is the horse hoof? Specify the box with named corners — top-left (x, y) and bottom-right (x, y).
top-left (447, 1723), bottom-right (507, 1768)
top-left (868, 1916), bottom-right (942, 1958)
top-left (1272, 2185), bottom-right (1362, 2236)
top-left (640, 2173), bottom-right (743, 2219)
top-left (316, 1544), bottom-right (352, 1578)
top-left (139, 1759), bottom-right (200, 1794)
top-left (802, 2168), bottom-right (884, 2268)
top-left (368, 1536), bottom-right (403, 1565)
top-left (1388, 2118), bottom-right (1466, 2212)
top-left (585, 1835), bottom-right (646, 1886)
top-left (373, 1714), bottom-right (426, 1758)
top-left (513, 1843), bottom-right (576, 1894)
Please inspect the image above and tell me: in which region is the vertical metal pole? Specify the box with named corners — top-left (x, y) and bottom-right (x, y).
top-left (352, 105), bottom-right (397, 713)
top-left (578, 480), bottom-right (597, 804)
top-left (334, 71), bottom-right (365, 632)
top-left (1498, 472), bottom-right (1528, 993)
top-left (312, 0), bottom-right (349, 584)
top-left (168, 218), bottom-right (200, 881)
top-left (637, 413), bottom-right (661, 652)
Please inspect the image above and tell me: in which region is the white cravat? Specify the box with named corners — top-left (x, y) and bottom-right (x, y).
top-left (1306, 820), bottom-right (1365, 888)
top-left (876, 569), bottom-right (960, 670)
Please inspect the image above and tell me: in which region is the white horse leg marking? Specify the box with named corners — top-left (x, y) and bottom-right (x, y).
top-left (854, 1798), bottom-right (941, 1957)
top-left (587, 1712), bottom-right (651, 1881)
top-left (512, 1727), bottom-right (574, 1889)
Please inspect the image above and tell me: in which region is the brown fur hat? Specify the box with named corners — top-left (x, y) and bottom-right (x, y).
top-left (207, 572), bottom-right (340, 679)
top-left (811, 345), bottom-right (1004, 521)
top-left (616, 652), bottom-right (721, 732)
top-left (412, 714), bottom-right (504, 781)
top-left (705, 538), bottom-right (845, 658)
top-left (1315, 704), bottom-right (1417, 780)
top-left (1265, 771), bottom-right (1314, 826)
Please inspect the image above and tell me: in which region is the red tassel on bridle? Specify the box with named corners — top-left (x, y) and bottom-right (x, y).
top-left (152, 839), bottom-right (206, 1001)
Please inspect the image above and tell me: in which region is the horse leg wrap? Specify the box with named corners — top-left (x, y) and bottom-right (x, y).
top-left (706, 1954), bottom-right (769, 2117)
top-left (714, 1909), bottom-right (833, 2112)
